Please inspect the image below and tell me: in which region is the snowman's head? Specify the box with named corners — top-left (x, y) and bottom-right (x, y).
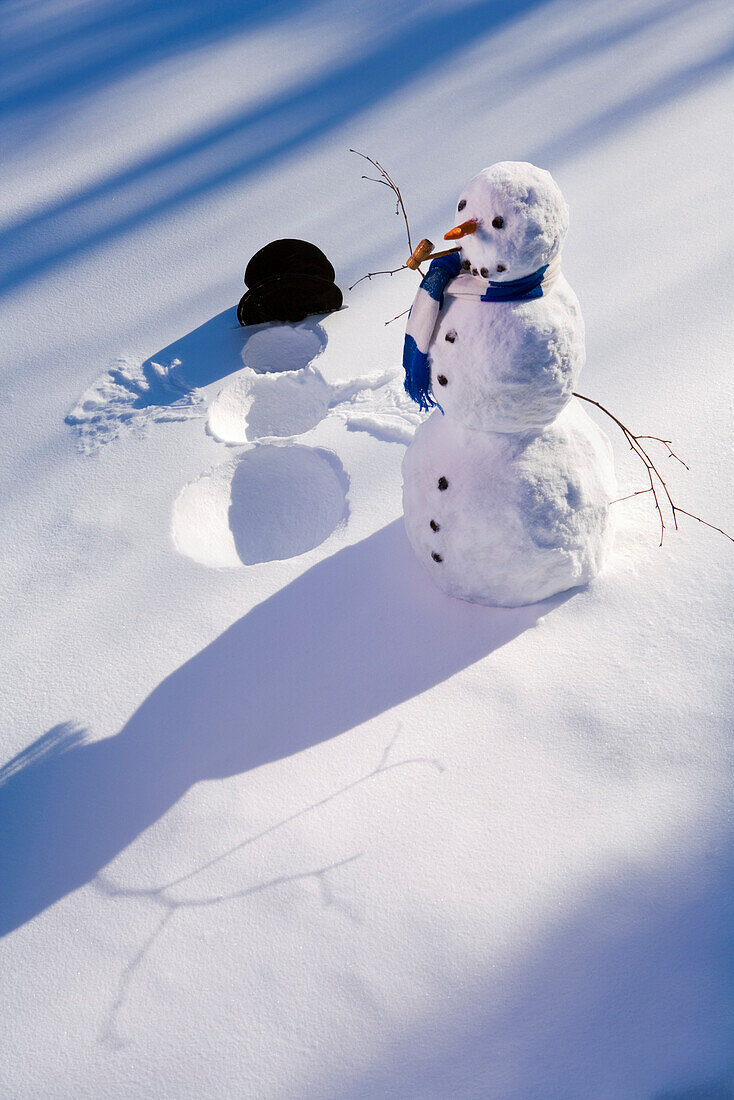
top-left (445, 162), bottom-right (569, 282)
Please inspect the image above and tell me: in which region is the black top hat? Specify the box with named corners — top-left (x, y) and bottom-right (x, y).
top-left (237, 239), bottom-right (343, 326)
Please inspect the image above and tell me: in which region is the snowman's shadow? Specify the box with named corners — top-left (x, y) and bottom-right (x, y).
top-left (0, 520), bottom-right (576, 937)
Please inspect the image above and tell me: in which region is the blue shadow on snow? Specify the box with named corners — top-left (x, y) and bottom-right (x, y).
top-left (0, 0), bottom-right (556, 296)
top-left (0, 520), bottom-right (574, 937)
top-left (2, 0), bottom-right (731, 298)
top-left (130, 309), bottom-right (327, 411)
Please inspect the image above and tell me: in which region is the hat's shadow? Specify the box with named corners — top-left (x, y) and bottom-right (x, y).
top-left (65, 308), bottom-right (334, 452)
top-left (133, 308), bottom-right (329, 411)
top-left (0, 521), bottom-right (574, 937)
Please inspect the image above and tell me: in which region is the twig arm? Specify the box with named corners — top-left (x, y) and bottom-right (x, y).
top-left (348, 266), bottom-right (408, 291)
top-left (350, 148), bottom-right (425, 279)
top-left (573, 391), bottom-right (733, 545)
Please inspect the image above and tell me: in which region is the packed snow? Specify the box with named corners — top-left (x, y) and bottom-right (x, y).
top-left (1, 0), bottom-right (732, 1097)
top-left (403, 400), bottom-right (616, 606)
top-left (207, 358), bottom-right (392, 444)
top-left (402, 161), bottom-right (615, 605)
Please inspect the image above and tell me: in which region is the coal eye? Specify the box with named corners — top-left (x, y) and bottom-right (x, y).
top-left (492, 215), bottom-right (504, 229)
top-left (457, 199), bottom-right (466, 212)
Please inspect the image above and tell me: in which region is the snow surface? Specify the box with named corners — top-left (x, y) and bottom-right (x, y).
top-left (1, 1), bottom-right (733, 1097)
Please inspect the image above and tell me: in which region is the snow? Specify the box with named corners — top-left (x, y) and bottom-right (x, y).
top-left (172, 444), bottom-right (350, 567)
top-left (1, 0), bottom-right (733, 1097)
top-left (450, 162), bottom-right (570, 283)
top-left (431, 266), bottom-right (585, 433)
top-left (403, 399), bottom-right (616, 606)
top-left (207, 356), bottom-right (392, 444)
top-left (241, 322), bottom-right (328, 375)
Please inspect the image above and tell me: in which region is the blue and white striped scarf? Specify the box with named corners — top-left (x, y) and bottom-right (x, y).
top-left (403, 252), bottom-right (560, 411)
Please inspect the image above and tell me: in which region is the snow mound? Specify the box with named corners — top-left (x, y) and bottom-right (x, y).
top-left (170, 459), bottom-right (241, 567)
top-left (171, 445), bottom-right (349, 567)
top-left (209, 365), bottom-right (335, 442)
top-left (241, 321), bottom-right (327, 373)
top-left (346, 414), bottom-right (417, 444)
top-left (208, 364), bottom-right (397, 443)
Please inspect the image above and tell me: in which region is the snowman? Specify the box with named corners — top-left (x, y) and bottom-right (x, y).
top-left (401, 161), bottom-right (616, 607)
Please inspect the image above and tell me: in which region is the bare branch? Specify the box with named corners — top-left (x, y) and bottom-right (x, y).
top-left (574, 392), bottom-right (733, 546)
top-left (384, 307), bottom-right (411, 326)
top-left (350, 149), bottom-right (424, 284)
top-left (636, 435), bottom-right (690, 469)
top-left (348, 265), bottom-right (408, 292)
top-left (609, 487), bottom-right (653, 505)
top-left (671, 508), bottom-right (734, 543)
top-left (361, 175), bottom-right (392, 188)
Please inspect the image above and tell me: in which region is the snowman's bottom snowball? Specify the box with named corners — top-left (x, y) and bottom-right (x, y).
top-left (402, 400), bottom-right (616, 607)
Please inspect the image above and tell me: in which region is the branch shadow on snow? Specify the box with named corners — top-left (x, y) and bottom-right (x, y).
top-left (93, 731), bottom-right (440, 1047)
top-left (0, 520), bottom-right (574, 937)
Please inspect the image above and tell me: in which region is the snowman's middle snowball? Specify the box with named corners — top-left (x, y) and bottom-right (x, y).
top-left (402, 400), bottom-right (616, 608)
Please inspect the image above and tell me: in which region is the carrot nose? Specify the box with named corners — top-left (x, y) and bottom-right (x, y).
top-left (444, 218), bottom-right (478, 240)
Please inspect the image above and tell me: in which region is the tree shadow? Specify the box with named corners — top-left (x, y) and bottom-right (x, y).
top-left (2, 0), bottom-right (726, 297)
top-left (654, 1083), bottom-right (734, 1100)
top-left (0, 0), bottom-right (555, 295)
top-left (0, 519), bottom-right (574, 937)
top-left (535, 35), bottom-right (734, 167)
top-left (0, 0), bottom-right (320, 119)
